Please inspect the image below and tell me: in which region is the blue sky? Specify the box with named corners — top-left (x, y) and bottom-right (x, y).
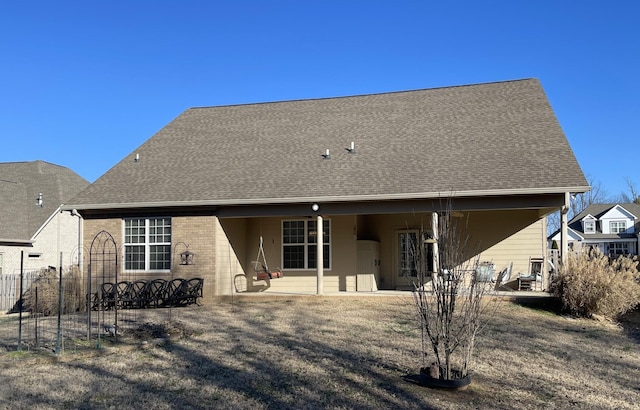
top-left (1, 1), bottom-right (638, 198)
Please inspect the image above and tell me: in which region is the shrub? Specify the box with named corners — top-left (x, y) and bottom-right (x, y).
top-left (23, 266), bottom-right (85, 316)
top-left (551, 249), bottom-right (640, 319)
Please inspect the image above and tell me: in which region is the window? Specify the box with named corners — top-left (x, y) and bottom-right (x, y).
top-left (583, 220), bottom-right (595, 233)
top-left (608, 242), bottom-right (629, 256)
top-left (282, 219), bottom-right (330, 269)
top-left (399, 231), bottom-right (418, 277)
top-left (398, 230), bottom-right (435, 278)
top-left (610, 221), bottom-right (626, 234)
top-left (124, 217), bottom-right (171, 271)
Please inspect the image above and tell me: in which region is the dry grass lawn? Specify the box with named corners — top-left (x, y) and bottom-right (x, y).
top-left (0, 295), bottom-right (639, 410)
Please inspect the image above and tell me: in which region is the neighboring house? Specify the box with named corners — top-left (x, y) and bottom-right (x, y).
top-left (0, 161), bottom-right (89, 274)
top-left (65, 79), bottom-right (588, 302)
top-left (548, 203), bottom-right (640, 257)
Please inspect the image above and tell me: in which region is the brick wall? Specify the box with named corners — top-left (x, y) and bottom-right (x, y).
top-left (82, 215), bottom-right (219, 304)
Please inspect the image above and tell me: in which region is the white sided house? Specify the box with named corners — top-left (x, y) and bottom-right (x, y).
top-left (549, 203), bottom-right (640, 256)
top-left (65, 79), bottom-right (588, 302)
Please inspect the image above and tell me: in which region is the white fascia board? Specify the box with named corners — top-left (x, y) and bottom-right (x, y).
top-left (31, 206), bottom-right (62, 240)
top-left (62, 185), bottom-right (591, 211)
top-left (601, 204), bottom-right (637, 221)
top-left (0, 238), bottom-right (35, 245)
top-left (614, 204), bottom-right (638, 220)
top-left (549, 228), bottom-right (583, 242)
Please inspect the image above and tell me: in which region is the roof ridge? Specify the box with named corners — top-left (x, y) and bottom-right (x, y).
top-left (188, 78), bottom-right (538, 110)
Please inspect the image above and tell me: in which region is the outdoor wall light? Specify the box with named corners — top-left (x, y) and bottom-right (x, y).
top-left (36, 192), bottom-right (43, 207)
top-left (311, 203), bottom-right (320, 212)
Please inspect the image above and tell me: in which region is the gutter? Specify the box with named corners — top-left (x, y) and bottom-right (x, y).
top-left (0, 238), bottom-right (35, 245)
top-left (62, 185), bottom-right (591, 212)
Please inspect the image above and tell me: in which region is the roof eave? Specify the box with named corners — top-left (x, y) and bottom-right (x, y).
top-left (63, 185), bottom-right (591, 211)
top-left (0, 238), bottom-right (35, 245)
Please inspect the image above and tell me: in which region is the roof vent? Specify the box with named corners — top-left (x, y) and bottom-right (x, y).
top-left (321, 149), bottom-right (331, 159)
top-left (345, 141), bottom-right (355, 154)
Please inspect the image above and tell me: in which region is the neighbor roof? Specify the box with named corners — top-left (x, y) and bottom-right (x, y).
top-left (568, 203), bottom-right (640, 238)
top-left (68, 78), bottom-right (588, 210)
top-left (0, 161), bottom-right (89, 242)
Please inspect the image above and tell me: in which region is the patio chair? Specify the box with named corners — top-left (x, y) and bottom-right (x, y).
top-left (144, 279), bottom-right (167, 308)
top-left (164, 278), bottom-right (187, 307)
top-left (494, 263), bottom-right (513, 291)
top-left (518, 257), bottom-right (543, 291)
top-left (100, 282), bottom-right (117, 310)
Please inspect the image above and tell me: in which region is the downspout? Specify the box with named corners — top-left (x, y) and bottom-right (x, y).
top-left (561, 192), bottom-right (570, 265)
top-left (73, 210), bottom-right (83, 275)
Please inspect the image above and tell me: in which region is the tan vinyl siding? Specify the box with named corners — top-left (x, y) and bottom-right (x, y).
top-left (482, 218), bottom-right (547, 288)
top-left (220, 215), bottom-right (358, 294)
top-left (214, 217), bottom-right (246, 297)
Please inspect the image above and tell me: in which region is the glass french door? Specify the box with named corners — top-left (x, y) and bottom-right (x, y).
top-left (397, 230), bottom-right (435, 282)
top-left (398, 230), bottom-right (418, 278)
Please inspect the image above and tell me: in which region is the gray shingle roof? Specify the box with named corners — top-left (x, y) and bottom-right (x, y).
top-left (569, 203), bottom-right (640, 237)
top-left (0, 161), bottom-right (89, 241)
top-left (68, 79), bottom-right (588, 209)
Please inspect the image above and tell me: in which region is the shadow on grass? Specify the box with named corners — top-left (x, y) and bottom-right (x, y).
top-left (2, 298), bottom-right (640, 409)
top-left (510, 295), bottom-right (563, 315)
top-left (0, 301), bottom-right (443, 409)
top-left (512, 296), bottom-right (640, 345)
top-left (619, 307), bottom-right (640, 344)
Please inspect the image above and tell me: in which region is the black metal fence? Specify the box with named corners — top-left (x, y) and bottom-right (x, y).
top-left (1, 232), bottom-right (205, 354)
top-left (1, 269), bottom-right (203, 354)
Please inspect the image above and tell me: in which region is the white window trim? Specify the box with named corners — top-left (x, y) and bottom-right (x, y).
top-left (123, 217), bottom-right (172, 272)
top-left (609, 220), bottom-right (627, 234)
top-left (583, 220), bottom-right (595, 234)
top-left (281, 219), bottom-right (331, 271)
top-left (607, 241), bottom-right (630, 255)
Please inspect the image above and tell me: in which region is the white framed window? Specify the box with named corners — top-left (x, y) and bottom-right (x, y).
top-left (607, 242), bottom-right (629, 256)
top-left (0, 253), bottom-right (3, 275)
top-left (282, 219), bottom-right (330, 270)
top-left (583, 220), bottom-right (595, 233)
top-left (610, 221), bottom-right (626, 234)
top-left (124, 217), bottom-right (171, 271)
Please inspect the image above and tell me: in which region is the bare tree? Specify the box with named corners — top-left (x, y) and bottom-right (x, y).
top-left (546, 176), bottom-right (610, 235)
top-left (409, 205), bottom-right (499, 382)
top-left (617, 177), bottom-right (640, 204)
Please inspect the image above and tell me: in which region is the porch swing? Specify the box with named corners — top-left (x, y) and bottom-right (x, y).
top-left (252, 236), bottom-right (283, 280)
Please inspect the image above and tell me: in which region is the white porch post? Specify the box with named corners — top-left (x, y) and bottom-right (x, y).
top-left (431, 212), bottom-right (439, 275)
top-left (317, 215), bottom-right (324, 295)
top-left (561, 191), bottom-right (570, 265)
